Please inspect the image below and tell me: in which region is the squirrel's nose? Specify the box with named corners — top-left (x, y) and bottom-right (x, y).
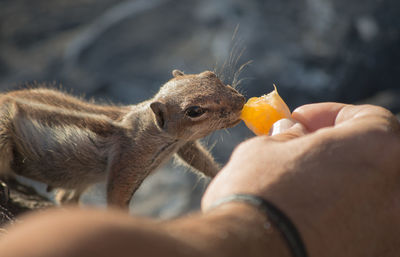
top-left (236, 94), bottom-right (246, 110)
top-left (226, 85), bottom-right (245, 110)
top-left (240, 95), bottom-right (246, 108)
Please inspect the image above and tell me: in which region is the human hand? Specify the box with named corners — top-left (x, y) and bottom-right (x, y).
top-left (202, 103), bottom-right (400, 257)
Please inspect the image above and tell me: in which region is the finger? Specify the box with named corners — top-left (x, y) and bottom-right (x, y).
top-left (268, 118), bottom-right (308, 141)
top-left (293, 103), bottom-right (399, 133)
top-left (291, 102), bottom-right (347, 132)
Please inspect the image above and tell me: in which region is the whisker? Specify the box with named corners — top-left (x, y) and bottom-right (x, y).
top-left (233, 44), bottom-right (246, 73)
top-left (230, 40), bottom-right (246, 83)
top-left (232, 24), bottom-right (240, 41)
top-left (215, 24), bottom-right (252, 91)
top-left (213, 59), bottom-right (219, 74)
top-left (208, 140), bottom-right (218, 152)
top-left (226, 25), bottom-right (241, 81)
top-left (233, 60), bottom-right (253, 88)
top-left (224, 128), bottom-right (231, 135)
top-left (228, 40), bottom-right (240, 72)
top-left (234, 77), bottom-right (252, 91)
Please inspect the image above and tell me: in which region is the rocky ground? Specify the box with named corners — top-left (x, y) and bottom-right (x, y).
top-left (0, 0), bottom-right (399, 223)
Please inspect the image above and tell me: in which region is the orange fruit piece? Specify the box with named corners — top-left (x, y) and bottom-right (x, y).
top-left (240, 85), bottom-right (291, 135)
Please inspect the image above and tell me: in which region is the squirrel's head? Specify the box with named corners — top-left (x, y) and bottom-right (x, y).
top-left (150, 70), bottom-right (245, 140)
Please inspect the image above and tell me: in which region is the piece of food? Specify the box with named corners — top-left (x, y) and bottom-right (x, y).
top-left (240, 85), bottom-right (291, 135)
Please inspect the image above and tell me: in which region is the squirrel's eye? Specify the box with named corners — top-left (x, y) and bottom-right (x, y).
top-left (185, 106), bottom-right (205, 118)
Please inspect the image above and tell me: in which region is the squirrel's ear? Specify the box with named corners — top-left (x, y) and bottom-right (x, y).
top-left (200, 71), bottom-right (217, 78)
top-left (150, 102), bottom-right (167, 129)
top-left (172, 69), bottom-right (184, 77)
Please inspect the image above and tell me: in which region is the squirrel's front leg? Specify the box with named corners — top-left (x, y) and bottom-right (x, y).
top-left (175, 140), bottom-right (220, 177)
top-left (106, 149), bottom-right (150, 209)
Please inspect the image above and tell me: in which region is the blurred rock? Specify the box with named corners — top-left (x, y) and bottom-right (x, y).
top-left (81, 164), bottom-right (208, 218)
top-left (0, 178), bottom-right (54, 229)
top-left (0, 0), bottom-right (399, 217)
top-left (357, 89), bottom-right (400, 114)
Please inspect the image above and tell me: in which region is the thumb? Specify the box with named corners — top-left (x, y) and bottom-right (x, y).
top-left (268, 118), bottom-right (308, 141)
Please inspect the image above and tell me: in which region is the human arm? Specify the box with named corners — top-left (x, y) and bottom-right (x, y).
top-left (0, 204), bottom-right (290, 257)
top-left (1, 103), bottom-right (400, 257)
top-left (203, 103), bottom-right (400, 257)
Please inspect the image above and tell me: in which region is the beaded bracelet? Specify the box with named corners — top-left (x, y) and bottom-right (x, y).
top-left (209, 194), bottom-right (308, 257)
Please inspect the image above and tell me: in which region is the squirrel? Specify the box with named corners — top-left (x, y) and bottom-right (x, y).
top-left (0, 70), bottom-right (245, 209)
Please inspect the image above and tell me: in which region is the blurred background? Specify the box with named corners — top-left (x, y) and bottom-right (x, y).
top-left (0, 0), bottom-right (399, 218)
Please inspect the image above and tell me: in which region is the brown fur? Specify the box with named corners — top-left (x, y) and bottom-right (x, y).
top-left (0, 70), bottom-right (245, 208)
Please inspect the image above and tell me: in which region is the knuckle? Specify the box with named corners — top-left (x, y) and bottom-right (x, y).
top-left (231, 136), bottom-right (271, 158)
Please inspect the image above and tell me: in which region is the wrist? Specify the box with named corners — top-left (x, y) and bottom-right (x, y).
top-left (206, 202), bottom-right (293, 257)
top-left (209, 194), bottom-right (308, 257)
top-left (164, 202), bottom-right (292, 257)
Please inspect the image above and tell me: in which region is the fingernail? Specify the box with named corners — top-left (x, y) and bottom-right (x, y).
top-left (268, 118), bottom-right (296, 136)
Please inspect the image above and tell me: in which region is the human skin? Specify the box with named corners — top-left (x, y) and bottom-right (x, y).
top-left (0, 103), bottom-right (399, 257)
top-left (203, 103), bottom-right (400, 256)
